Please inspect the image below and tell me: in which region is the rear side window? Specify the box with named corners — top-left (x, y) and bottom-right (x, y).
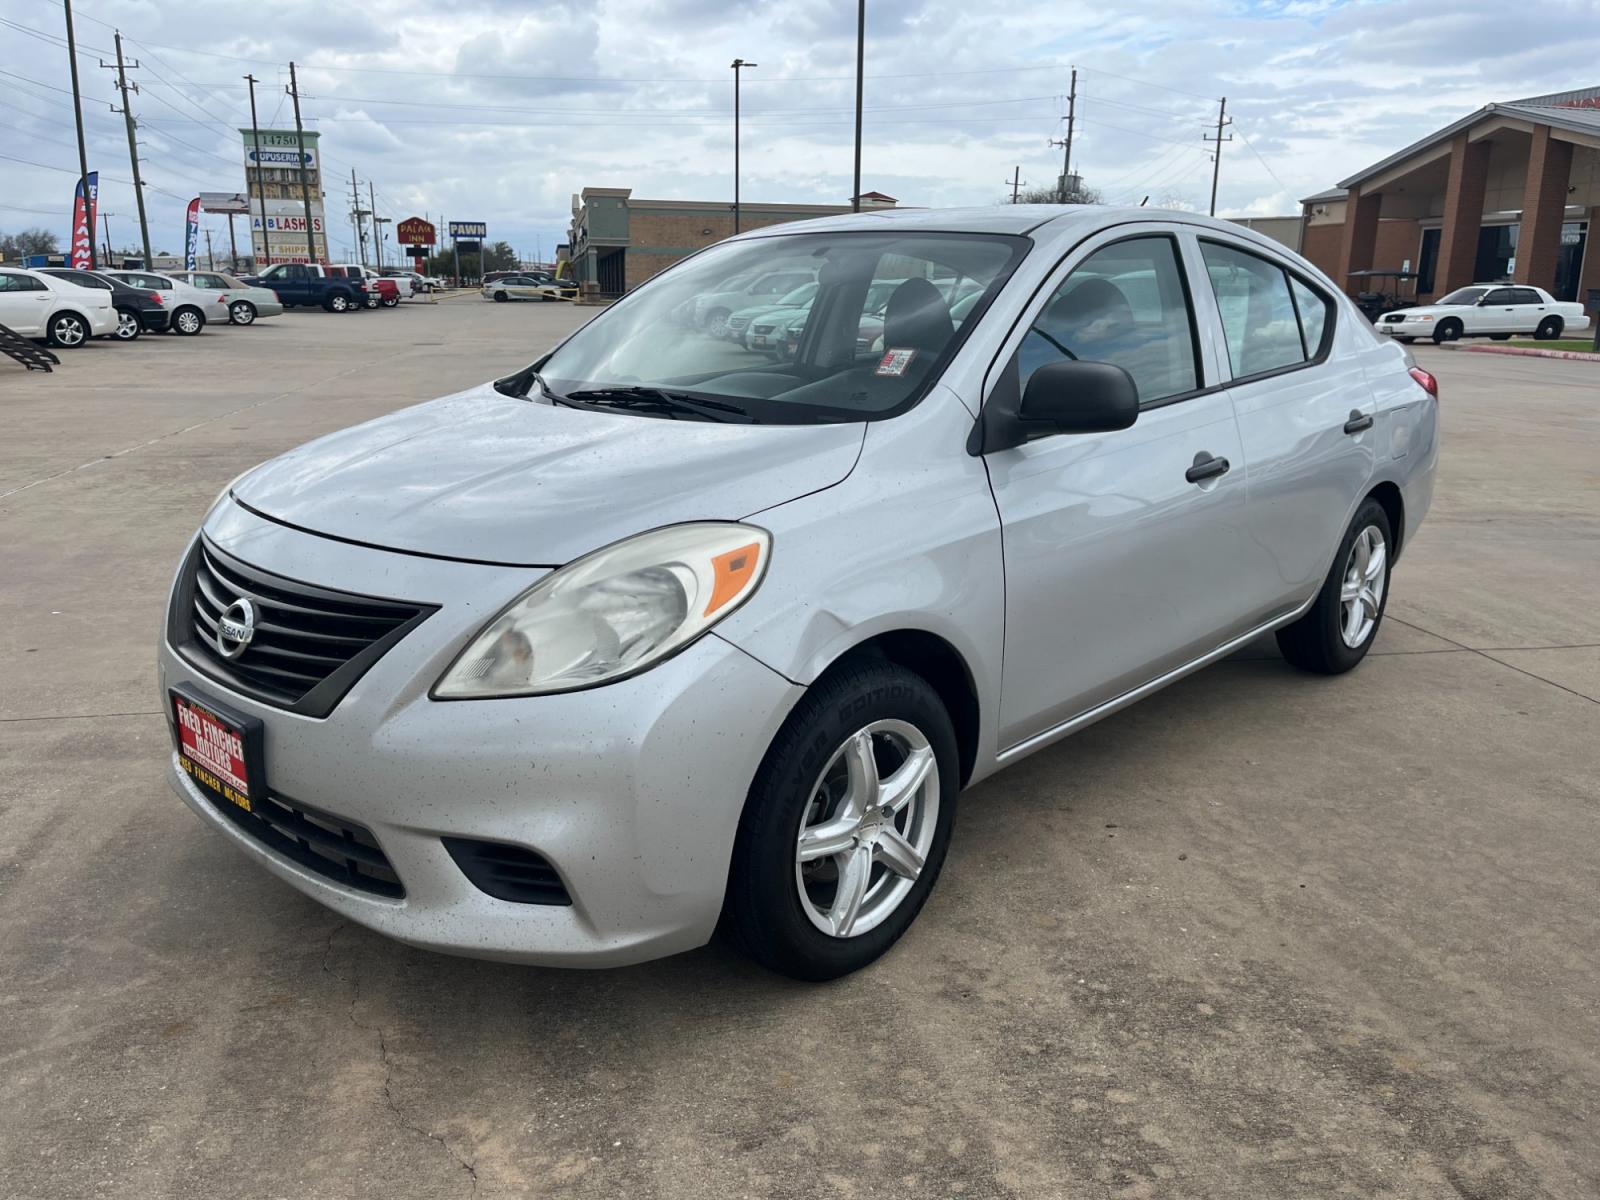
top-left (1020, 235), bottom-right (1199, 404)
top-left (1201, 242), bottom-right (1333, 379)
top-left (1508, 288), bottom-right (1542, 305)
top-left (0, 274), bottom-right (47, 292)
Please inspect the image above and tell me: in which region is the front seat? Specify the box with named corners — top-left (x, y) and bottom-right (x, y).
top-left (1019, 277), bottom-right (1136, 386)
top-left (881, 278), bottom-right (954, 361)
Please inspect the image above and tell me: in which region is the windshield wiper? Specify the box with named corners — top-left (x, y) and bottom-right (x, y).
top-left (563, 386), bottom-right (753, 423)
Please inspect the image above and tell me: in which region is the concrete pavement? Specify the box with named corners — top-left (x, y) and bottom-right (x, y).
top-left (2, 304), bottom-right (1596, 1198)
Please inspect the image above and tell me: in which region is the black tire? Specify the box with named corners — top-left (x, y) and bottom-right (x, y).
top-left (170, 306), bottom-right (204, 336)
top-left (229, 300), bottom-right (256, 326)
top-left (493, 290), bottom-right (508, 302)
top-left (46, 311), bottom-right (89, 348)
top-left (326, 293), bottom-right (351, 313)
top-left (1431, 318), bottom-right (1462, 344)
top-left (113, 308), bottom-right (142, 341)
top-left (1276, 497), bottom-right (1394, 675)
top-left (1489, 333), bottom-right (1511, 341)
top-left (1396, 336), bottom-right (1416, 344)
top-left (724, 658), bottom-right (959, 981)
top-left (381, 294), bottom-right (400, 308)
top-left (1534, 316), bottom-right (1563, 341)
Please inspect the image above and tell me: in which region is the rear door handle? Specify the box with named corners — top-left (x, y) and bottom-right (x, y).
top-left (1185, 453), bottom-right (1230, 484)
top-left (1343, 410), bottom-right (1374, 435)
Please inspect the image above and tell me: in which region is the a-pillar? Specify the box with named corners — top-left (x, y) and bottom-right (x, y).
top-left (1514, 125), bottom-right (1575, 292)
top-left (1434, 134), bottom-right (1491, 296)
top-left (1335, 187), bottom-right (1380, 298)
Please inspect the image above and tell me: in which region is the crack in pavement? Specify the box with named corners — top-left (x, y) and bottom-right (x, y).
top-left (320, 924), bottom-right (480, 1194)
top-left (1389, 617), bottom-right (1599, 705)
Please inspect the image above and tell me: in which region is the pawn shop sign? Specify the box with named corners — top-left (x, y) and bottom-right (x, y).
top-left (396, 217), bottom-right (436, 247)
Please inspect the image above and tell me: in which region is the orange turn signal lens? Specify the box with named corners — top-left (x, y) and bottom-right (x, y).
top-left (704, 541), bottom-right (761, 617)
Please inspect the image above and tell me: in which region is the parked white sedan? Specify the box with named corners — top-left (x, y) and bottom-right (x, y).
top-left (104, 270), bottom-right (231, 335)
top-left (0, 266), bottom-right (116, 347)
top-left (1377, 284), bottom-right (1590, 344)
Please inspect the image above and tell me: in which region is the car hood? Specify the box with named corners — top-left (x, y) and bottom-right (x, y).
top-left (230, 382), bottom-right (866, 566)
top-left (1385, 305), bottom-right (1465, 319)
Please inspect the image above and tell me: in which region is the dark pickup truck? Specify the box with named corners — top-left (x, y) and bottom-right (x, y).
top-left (242, 263), bottom-right (371, 313)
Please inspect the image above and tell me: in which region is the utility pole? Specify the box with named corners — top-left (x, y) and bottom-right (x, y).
top-left (62, 0), bottom-right (96, 268)
top-left (1048, 67), bottom-right (1077, 204)
top-left (348, 168), bottom-right (370, 266)
top-left (852, 0), bottom-right (864, 212)
top-left (731, 59), bottom-right (757, 233)
top-left (100, 211), bottom-right (112, 264)
top-left (286, 63), bottom-right (318, 263)
top-left (1205, 96), bottom-right (1233, 217)
top-left (1007, 168), bottom-right (1022, 203)
top-left (245, 75), bottom-right (269, 269)
top-left (369, 181), bottom-right (384, 269)
top-left (203, 226), bottom-right (214, 271)
top-left (104, 32), bottom-right (151, 269)
top-left (226, 213), bottom-right (238, 272)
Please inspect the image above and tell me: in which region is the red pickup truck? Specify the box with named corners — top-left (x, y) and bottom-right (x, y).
top-left (329, 265), bottom-right (400, 309)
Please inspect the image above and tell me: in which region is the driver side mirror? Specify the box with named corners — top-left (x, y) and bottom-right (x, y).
top-left (969, 359), bottom-right (1139, 454)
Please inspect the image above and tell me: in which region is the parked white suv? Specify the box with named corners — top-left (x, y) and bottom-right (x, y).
top-left (0, 267), bottom-right (117, 347)
top-left (1378, 284), bottom-right (1590, 344)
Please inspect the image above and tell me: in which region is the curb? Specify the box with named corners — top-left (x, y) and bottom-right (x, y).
top-left (1440, 344), bottom-right (1600, 362)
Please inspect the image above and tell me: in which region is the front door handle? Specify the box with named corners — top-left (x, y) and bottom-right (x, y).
top-left (1343, 410), bottom-right (1374, 434)
top-left (1185, 453), bottom-right (1230, 484)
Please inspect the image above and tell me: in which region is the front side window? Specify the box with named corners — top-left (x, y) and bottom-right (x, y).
top-left (1018, 235), bottom-right (1199, 404)
top-left (535, 231), bottom-right (1027, 424)
top-left (1437, 287), bottom-right (1487, 305)
top-left (1201, 242), bottom-right (1307, 379)
top-left (1481, 288), bottom-right (1516, 306)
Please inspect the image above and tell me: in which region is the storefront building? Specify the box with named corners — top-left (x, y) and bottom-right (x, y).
top-left (567, 189), bottom-right (897, 294)
top-left (1299, 86), bottom-right (1600, 304)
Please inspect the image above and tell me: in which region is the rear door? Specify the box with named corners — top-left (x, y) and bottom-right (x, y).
top-left (985, 225), bottom-right (1255, 749)
top-left (1191, 233), bottom-right (1377, 615)
top-left (1504, 286), bottom-right (1548, 334)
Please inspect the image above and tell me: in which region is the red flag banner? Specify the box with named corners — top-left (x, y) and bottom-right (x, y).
top-left (70, 172), bottom-right (99, 268)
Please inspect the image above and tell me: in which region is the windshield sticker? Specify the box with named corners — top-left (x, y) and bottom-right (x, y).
top-left (876, 348), bottom-right (917, 377)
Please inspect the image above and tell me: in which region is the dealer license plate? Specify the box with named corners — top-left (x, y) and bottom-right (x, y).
top-left (171, 686), bottom-right (261, 814)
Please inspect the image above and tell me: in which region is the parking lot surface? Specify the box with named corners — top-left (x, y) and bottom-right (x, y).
top-left (2, 303), bottom-right (1597, 1198)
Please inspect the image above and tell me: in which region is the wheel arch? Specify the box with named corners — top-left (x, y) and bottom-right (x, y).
top-left (1366, 480), bottom-right (1405, 561)
top-left (825, 629), bottom-right (981, 787)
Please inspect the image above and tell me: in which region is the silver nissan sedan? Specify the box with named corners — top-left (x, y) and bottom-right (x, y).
top-left (160, 206), bottom-right (1438, 980)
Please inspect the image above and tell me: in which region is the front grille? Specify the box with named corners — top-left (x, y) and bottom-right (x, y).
top-left (204, 785), bottom-right (404, 898)
top-left (442, 838), bottom-right (572, 905)
top-left (1384, 313), bottom-right (1407, 322)
top-left (752, 323), bottom-right (774, 334)
top-left (728, 316), bottom-right (750, 330)
top-left (170, 538), bottom-right (437, 719)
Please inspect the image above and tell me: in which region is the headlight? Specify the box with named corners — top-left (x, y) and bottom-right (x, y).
top-left (433, 522), bottom-right (770, 699)
top-left (1417, 315), bottom-right (1433, 322)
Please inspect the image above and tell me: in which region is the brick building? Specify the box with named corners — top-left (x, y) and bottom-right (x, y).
top-left (1298, 86), bottom-right (1600, 305)
top-left (567, 188), bottom-right (898, 294)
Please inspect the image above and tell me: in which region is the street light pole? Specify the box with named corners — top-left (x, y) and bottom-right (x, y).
top-left (731, 58), bottom-right (757, 234)
top-left (852, 0), bottom-right (864, 213)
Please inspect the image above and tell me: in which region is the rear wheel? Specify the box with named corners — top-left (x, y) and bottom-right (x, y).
top-left (47, 312), bottom-right (89, 348)
top-left (381, 294), bottom-right (399, 308)
top-left (171, 306), bottom-right (204, 335)
top-left (724, 658), bottom-right (958, 981)
top-left (229, 300), bottom-right (256, 326)
top-left (1276, 498), bottom-right (1393, 674)
top-left (113, 308), bottom-right (142, 341)
top-left (1431, 318), bottom-right (1462, 344)
top-left (1534, 316), bottom-right (1563, 341)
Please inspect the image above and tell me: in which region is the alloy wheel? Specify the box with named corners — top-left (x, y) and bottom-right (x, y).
top-left (176, 310), bottom-right (202, 334)
top-left (230, 302), bottom-right (254, 325)
top-left (52, 316), bottom-right (86, 346)
top-left (1339, 525), bottom-right (1387, 648)
top-left (115, 311), bottom-right (140, 339)
top-left (330, 295), bottom-right (349, 312)
top-left (794, 719), bottom-right (939, 939)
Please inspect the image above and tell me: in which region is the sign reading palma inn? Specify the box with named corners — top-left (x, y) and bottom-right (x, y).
top-left (239, 127), bottom-right (329, 264)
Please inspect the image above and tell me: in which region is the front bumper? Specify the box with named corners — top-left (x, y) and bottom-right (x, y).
top-left (159, 505), bottom-right (803, 966)
top-left (1377, 320), bottom-right (1431, 337)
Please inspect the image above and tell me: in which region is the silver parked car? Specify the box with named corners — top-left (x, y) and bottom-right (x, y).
top-left (160, 207), bottom-right (1438, 980)
top-left (173, 270), bottom-right (284, 326)
top-left (103, 270), bottom-right (229, 335)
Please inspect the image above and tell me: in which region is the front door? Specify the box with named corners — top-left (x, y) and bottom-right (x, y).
top-left (0, 273), bottom-right (51, 335)
top-left (983, 228), bottom-right (1254, 750)
top-left (1475, 286), bottom-right (1520, 333)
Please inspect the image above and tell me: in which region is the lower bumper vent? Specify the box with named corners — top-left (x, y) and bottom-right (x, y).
top-left (442, 838), bottom-right (571, 906)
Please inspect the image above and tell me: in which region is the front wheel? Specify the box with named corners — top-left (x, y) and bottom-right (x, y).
top-left (1276, 498), bottom-right (1393, 674)
top-left (724, 658), bottom-right (959, 981)
top-left (113, 308), bottom-right (142, 341)
top-left (229, 300), bottom-right (256, 326)
top-left (1534, 316), bottom-right (1563, 341)
top-left (1431, 319), bottom-right (1462, 344)
top-left (704, 308), bottom-right (731, 339)
top-left (171, 307), bottom-right (204, 336)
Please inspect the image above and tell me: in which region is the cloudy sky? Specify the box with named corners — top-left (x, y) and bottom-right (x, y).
top-left (2, 0), bottom-right (1597, 264)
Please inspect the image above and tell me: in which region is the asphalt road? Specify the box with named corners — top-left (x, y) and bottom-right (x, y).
top-left (2, 300), bottom-right (1597, 1199)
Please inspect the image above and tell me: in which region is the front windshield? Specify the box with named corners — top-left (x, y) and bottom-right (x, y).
top-left (536, 231), bottom-right (1027, 424)
top-left (1436, 287), bottom-right (1487, 305)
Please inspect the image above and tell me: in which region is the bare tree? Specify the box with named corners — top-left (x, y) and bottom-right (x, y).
top-left (1013, 181), bottom-right (1103, 205)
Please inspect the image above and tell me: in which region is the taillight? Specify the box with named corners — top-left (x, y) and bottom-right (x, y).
top-left (218, 294), bottom-right (227, 303)
top-left (1408, 366), bottom-right (1438, 399)
top-left (150, 291), bottom-right (165, 304)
